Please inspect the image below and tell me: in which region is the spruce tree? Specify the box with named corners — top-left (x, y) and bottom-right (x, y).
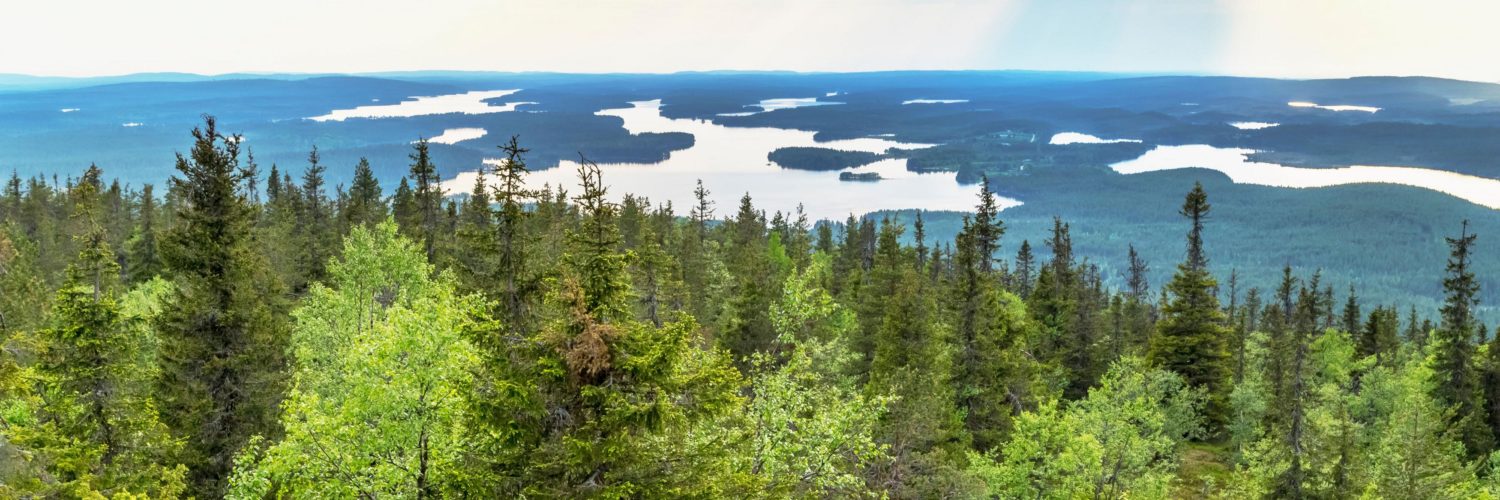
top-left (971, 175), bottom-right (1003, 273)
top-left (454, 168), bottom-right (497, 295)
top-left (722, 193), bottom-right (776, 365)
top-left (1013, 239), bottom-right (1035, 299)
top-left (294, 146), bottom-right (334, 290)
top-left (408, 138), bottom-right (442, 261)
top-left (1431, 219), bottom-right (1492, 458)
top-left (1370, 306), bottom-right (1401, 364)
top-left (124, 184), bottom-right (162, 283)
top-left (342, 157), bottom-right (385, 230)
top-left (491, 136), bottom-right (539, 334)
top-left (392, 176), bottom-right (418, 235)
top-left (1342, 285), bottom-right (1360, 335)
top-left (463, 158), bottom-right (740, 496)
top-left (951, 215), bottom-right (1030, 450)
top-left (9, 175), bottom-right (187, 495)
top-left (1149, 182), bottom-right (1231, 433)
top-left (154, 117), bottom-right (290, 496)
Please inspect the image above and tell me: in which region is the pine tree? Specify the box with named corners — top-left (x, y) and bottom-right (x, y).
top-left (154, 117), bottom-right (290, 496)
top-left (1149, 182), bottom-right (1231, 434)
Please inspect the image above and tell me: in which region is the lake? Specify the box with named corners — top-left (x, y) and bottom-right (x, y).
top-left (717, 97), bottom-right (844, 117)
top-left (443, 99), bottom-right (1000, 221)
top-left (309, 89), bottom-right (534, 122)
top-left (1111, 144), bottom-right (1500, 209)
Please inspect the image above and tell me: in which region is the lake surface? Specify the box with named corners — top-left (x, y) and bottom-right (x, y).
top-left (1111, 144), bottom-right (1500, 209)
top-left (717, 97), bottom-right (844, 117)
top-left (1049, 132), bottom-right (1141, 145)
top-left (1229, 121), bottom-right (1278, 130)
top-left (428, 127), bottom-right (487, 145)
top-left (309, 89), bottom-right (534, 122)
top-left (444, 99), bottom-right (1000, 220)
top-left (903, 99), bottom-right (968, 105)
top-left (1287, 101), bottom-right (1380, 113)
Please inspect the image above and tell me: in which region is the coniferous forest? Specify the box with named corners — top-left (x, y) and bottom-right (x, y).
top-left (6, 116), bottom-right (1500, 499)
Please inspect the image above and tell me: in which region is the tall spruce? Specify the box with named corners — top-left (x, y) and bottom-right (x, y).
top-left (1149, 182), bottom-right (1231, 433)
top-left (1431, 219), bottom-right (1493, 457)
top-left (1013, 239), bottom-right (1035, 299)
top-left (1341, 285), bottom-right (1361, 335)
top-left (154, 117), bottom-right (289, 496)
top-left (125, 184), bottom-right (162, 283)
top-left (952, 202), bottom-right (1030, 450)
top-left (491, 136), bottom-right (539, 334)
top-left (294, 146), bottom-right (334, 290)
top-left (408, 138), bottom-right (443, 261)
top-left (342, 157), bottom-right (385, 230)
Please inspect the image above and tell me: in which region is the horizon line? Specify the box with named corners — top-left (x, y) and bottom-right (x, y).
top-left (3, 68), bottom-right (1497, 86)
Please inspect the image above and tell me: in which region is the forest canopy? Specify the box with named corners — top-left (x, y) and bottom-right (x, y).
top-left (1, 117), bottom-right (1498, 498)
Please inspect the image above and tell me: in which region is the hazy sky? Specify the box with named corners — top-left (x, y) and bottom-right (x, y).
top-left (6, 0), bottom-right (1496, 81)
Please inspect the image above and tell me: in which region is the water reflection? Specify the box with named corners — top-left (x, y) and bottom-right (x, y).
top-left (1111, 144), bottom-right (1500, 209)
top-left (1049, 132), bottom-right (1141, 145)
top-left (309, 89), bottom-right (534, 122)
top-left (427, 127), bottom-right (487, 145)
top-left (445, 100), bottom-right (1004, 220)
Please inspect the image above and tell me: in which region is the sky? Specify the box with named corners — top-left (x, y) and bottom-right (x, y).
top-left (5, 0), bottom-right (1497, 82)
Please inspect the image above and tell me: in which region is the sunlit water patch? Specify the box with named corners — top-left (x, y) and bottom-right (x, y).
top-left (445, 99), bottom-right (1003, 220)
top-left (427, 127), bottom-right (487, 145)
top-left (903, 99), bottom-right (968, 105)
top-left (717, 97), bottom-right (844, 117)
top-left (60, 108), bottom-right (79, 113)
top-left (1110, 144), bottom-right (1500, 209)
top-left (1287, 101), bottom-right (1380, 113)
top-left (122, 122), bottom-right (142, 127)
top-left (1049, 132), bottom-right (1142, 145)
top-left (308, 89), bottom-right (534, 122)
top-left (1229, 121), bottom-right (1278, 130)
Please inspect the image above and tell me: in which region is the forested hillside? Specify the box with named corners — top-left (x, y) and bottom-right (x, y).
top-left (3, 117), bottom-right (1500, 498)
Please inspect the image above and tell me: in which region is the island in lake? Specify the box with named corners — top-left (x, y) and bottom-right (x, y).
top-left (839, 171), bottom-right (883, 181)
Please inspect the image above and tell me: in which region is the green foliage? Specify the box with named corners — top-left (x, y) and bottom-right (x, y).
top-left (718, 257), bottom-right (889, 497)
top-left (2, 124), bottom-right (1499, 498)
top-left (1359, 355), bottom-right (1478, 498)
top-left (154, 116), bottom-right (291, 496)
top-left (227, 221), bottom-right (482, 498)
top-left (971, 357), bottom-right (1204, 499)
top-left (3, 276), bottom-right (185, 497)
top-left (1150, 183), bottom-right (1232, 434)
top-left (453, 161), bottom-right (744, 497)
